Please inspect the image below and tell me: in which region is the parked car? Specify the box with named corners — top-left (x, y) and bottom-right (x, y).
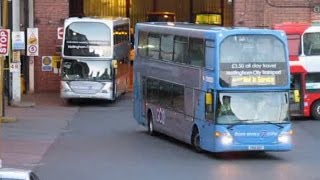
top-left (0, 168), bottom-right (40, 180)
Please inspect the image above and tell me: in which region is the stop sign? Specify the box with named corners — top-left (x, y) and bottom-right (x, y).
top-left (0, 29), bottom-right (10, 56)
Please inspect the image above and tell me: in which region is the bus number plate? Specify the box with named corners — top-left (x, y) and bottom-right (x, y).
top-left (248, 145), bottom-right (264, 150)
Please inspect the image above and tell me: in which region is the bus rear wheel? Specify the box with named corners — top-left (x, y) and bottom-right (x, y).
top-left (191, 128), bottom-right (202, 153)
top-left (148, 112), bottom-right (155, 136)
top-left (311, 101), bottom-right (320, 120)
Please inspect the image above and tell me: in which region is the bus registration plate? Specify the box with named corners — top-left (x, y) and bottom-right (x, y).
top-left (248, 145), bottom-right (264, 150)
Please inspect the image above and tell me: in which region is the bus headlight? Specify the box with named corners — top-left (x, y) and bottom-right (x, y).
top-left (216, 132), bottom-right (233, 145)
top-left (101, 84), bottom-right (113, 93)
top-left (221, 135), bottom-right (233, 145)
top-left (61, 82), bottom-right (71, 92)
top-left (278, 131), bottom-right (292, 144)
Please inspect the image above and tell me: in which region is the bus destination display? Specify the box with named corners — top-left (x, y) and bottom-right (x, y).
top-left (220, 62), bottom-right (288, 87)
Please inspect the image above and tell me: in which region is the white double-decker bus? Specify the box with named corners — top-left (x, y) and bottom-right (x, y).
top-left (61, 17), bottom-right (131, 102)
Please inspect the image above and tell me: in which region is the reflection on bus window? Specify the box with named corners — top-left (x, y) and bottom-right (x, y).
top-left (62, 59), bottom-right (112, 81)
top-left (217, 92), bottom-right (289, 124)
top-left (64, 22), bottom-right (112, 57)
top-left (220, 35), bottom-right (286, 63)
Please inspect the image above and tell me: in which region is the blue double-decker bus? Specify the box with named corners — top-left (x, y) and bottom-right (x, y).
top-left (133, 22), bottom-right (292, 153)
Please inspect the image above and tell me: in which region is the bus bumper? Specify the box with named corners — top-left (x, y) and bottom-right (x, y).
top-left (201, 137), bottom-right (292, 152)
top-left (61, 91), bottom-right (114, 100)
top-left (211, 143), bottom-right (292, 152)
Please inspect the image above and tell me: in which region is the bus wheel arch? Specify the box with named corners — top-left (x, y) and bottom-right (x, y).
top-left (191, 125), bottom-right (202, 153)
top-left (311, 100), bottom-right (320, 120)
top-left (147, 109), bottom-right (155, 136)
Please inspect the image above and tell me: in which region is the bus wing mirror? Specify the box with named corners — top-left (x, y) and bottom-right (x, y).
top-left (205, 92), bottom-right (213, 113)
top-left (293, 90), bottom-right (300, 103)
top-left (112, 60), bottom-right (118, 69)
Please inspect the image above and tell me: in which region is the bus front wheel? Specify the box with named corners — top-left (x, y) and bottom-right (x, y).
top-left (148, 111), bottom-right (155, 136)
top-left (191, 127), bottom-right (202, 153)
top-left (311, 101), bottom-right (320, 120)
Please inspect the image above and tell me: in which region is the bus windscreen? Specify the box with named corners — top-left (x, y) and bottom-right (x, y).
top-left (62, 59), bottom-right (113, 81)
top-left (303, 32), bottom-right (320, 56)
top-left (219, 35), bottom-right (288, 87)
top-left (63, 22), bottom-right (112, 57)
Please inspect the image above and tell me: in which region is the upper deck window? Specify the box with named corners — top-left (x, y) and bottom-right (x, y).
top-left (219, 35), bottom-right (288, 87)
top-left (64, 22), bottom-right (112, 57)
top-left (220, 35), bottom-right (286, 63)
top-left (160, 34), bottom-right (174, 61)
top-left (173, 36), bottom-right (188, 63)
top-left (147, 33), bottom-right (161, 59)
top-left (189, 38), bottom-right (205, 67)
top-left (303, 32), bottom-right (320, 56)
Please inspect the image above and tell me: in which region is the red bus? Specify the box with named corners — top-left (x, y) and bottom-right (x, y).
top-left (273, 22), bottom-right (320, 120)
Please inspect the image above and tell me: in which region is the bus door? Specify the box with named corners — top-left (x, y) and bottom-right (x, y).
top-left (290, 73), bottom-right (304, 115)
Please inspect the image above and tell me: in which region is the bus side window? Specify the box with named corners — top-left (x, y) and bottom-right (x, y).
top-left (173, 84), bottom-right (184, 112)
top-left (205, 40), bottom-right (215, 70)
top-left (306, 73), bottom-right (320, 92)
top-left (147, 33), bottom-right (161, 59)
top-left (147, 78), bottom-right (159, 104)
top-left (173, 36), bottom-right (188, 64)
top-left (159, 81), bottom-right (173, 108)
top-left (189, 38), bottom-right (205, 67)
top-left (138, 31), bottom-right (148, 57)
top-left (160, 34), bottom-right (174, 61)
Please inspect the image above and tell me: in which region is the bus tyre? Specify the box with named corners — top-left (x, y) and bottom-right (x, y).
top-left (191, 128), bottom-right (203, 153)
top-left (148, 112), bottom-right (155, 136)
top-left (311, 101), bottom-right (320, 120)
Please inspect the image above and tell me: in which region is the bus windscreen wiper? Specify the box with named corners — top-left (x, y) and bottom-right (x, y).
top-left (263, 121), bottom-right (284, 129)
top-left (227, 119), bottom-right (253, 130)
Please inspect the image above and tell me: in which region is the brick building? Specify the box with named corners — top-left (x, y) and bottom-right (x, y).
top-left (15, 0), bottom-right (320, 93)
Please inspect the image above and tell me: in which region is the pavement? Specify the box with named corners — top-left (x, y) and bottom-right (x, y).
top-left (0, 92), bottom-right (79, 169)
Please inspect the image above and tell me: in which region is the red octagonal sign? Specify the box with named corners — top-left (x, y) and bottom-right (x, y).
top-left (0, 29), bottom-right (10, 56)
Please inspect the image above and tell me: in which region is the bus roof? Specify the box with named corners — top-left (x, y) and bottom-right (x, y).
top-left (137, 22), bottom-right (285, 35)
top-left (304, 25), bottom-right (320, 33)
top-left (65, 16), bottom-right (130, 26)
top-left (273, 22), bottom-right (310, 35)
